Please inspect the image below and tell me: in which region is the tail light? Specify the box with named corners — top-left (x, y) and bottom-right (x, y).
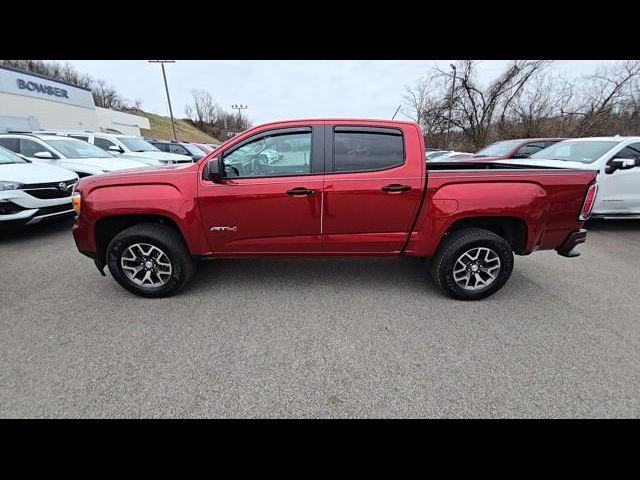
top-left (579, 183), bottom-right (598, 220)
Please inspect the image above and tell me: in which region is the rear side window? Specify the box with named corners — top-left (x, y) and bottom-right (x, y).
top-left (333, 129), bottom-right (404, 172)
top-left (154, 143), bottom-right (171, 152)
top-left (0, 137), bottom-right (19, 152)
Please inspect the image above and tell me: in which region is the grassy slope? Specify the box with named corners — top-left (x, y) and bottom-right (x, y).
top-left (138, 111), bottom-right (220, 143)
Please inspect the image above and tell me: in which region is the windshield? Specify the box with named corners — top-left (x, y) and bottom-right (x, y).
top-left (529, 140), bottom-right (619, 164)
top-left (119, 137), bottom-right (160, 152)
top-left (0, 146), bottom-right (28, 164)
top-left (43, 139), bottom-right (114, 159)
top-left (475, 140), bottom-right (522, 157)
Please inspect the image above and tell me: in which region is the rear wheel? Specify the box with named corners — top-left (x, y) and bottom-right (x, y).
top-left (106, 223), bottom-right (197, 298)
top-left (430, 227), bottom-right (514, 300)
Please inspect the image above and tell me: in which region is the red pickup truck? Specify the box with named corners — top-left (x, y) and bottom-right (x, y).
top-left (71, 119), bottom-right (598, 300)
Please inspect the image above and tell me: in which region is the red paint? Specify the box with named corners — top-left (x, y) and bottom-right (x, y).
top-left (72, 119), bottom-right (596, 262)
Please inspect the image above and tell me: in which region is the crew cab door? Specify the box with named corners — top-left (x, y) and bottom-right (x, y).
top-left (322, 124), bottom-right (424, 253)
top-left (197, 125), bottom-right (325, 254)
top-left (597, 142), bottom-right (640, 214)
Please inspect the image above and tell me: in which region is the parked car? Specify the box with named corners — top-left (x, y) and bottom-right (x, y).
top-left (39, 131), bottom-right (193, 165)
top-left (145, 139), bottom-right (205, 161)
top-left (0, 145), bottom-right (78, 227)
top-left (495, 136), bottom-right (640, 219)
top-left (466, 138), bottom-right (567, 162)
top-left (0, 134), bottom-right (148, 177)
top-left (71, 119), bottom-right (597, 301)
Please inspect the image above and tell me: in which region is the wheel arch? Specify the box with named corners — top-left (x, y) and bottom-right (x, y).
top-left (441, 216), bottom-right (529, 255)
top-left (94, 214), bottom-right (190, 267)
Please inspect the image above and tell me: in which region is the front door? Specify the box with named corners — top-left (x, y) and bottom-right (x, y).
top-left (597, 142), bottom-right (640, 214)
top-left (198, 126), bottom-right (325, 254)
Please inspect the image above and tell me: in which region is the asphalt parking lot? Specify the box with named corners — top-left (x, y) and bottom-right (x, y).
top-left (1, 219), bottom-right (639, 418)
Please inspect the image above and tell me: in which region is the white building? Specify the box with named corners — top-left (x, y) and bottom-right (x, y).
top-left (0, 65), bottom-right (150, 136)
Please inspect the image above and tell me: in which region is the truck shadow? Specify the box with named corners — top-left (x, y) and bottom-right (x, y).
top-left (189, 256), bottom-right (437, 294)
top-left (0, 218), bottom-right (74, 245)
top-left (586, 219), bottom-right (640, 231)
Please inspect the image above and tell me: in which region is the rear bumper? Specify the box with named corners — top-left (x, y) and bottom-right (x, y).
top-left (556, 229), bottom-right (587, 258)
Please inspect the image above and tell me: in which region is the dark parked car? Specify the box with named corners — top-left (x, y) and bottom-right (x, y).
top-left (145, 139), bottom-right (205, 161)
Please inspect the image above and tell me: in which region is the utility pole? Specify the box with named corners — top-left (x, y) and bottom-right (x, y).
top-left (446, 63), bottom-right (456, 149)
top-left (149, 60), bottom-right (177, 141)
top-left (231, 104), bottom-right (248, 125)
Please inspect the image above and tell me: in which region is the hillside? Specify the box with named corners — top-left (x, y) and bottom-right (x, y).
top-left (138, 111), bottom-right (220, 143)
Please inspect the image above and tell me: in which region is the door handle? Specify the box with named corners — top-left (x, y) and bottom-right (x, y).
top-left (287, 187), bottom-right (316, 196)
top-left (381, 184), bottom-right (411, 194)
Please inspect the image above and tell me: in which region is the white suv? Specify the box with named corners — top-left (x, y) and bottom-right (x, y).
top-left (498, 136), bottom-right (640, 219)
top-left (0, 146), bottom-right (79, 227)
top-left (0, 134), bottom-right (149, 177)
top-left (40, 131), bottom-right (193, 165)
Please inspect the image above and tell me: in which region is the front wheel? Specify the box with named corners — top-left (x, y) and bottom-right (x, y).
top-left (430, 228), bottom-right (514, 300)
top-left (106, 223), bottom-right (197, 298)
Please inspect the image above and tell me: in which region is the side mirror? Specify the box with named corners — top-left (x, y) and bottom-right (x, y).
top-left (33, 151), bottom-right (54, 159)
top-left (203, 156), bottom-right (223, 183)
top-left (606, 158), bottom-right (637, 174)
top-left (108, 145), bottom-right (124, 153)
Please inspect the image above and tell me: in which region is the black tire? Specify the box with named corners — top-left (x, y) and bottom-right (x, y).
top-left (430, 227), bottom-right (514, 301)
top-left (106, 223), bottom-right (197, 298)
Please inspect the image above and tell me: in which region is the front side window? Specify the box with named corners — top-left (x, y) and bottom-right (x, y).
top-left (169, 144), bottom-right (188, 155)
top-left (529, 140), bottom-right (619, 164)
top-left (94, 137), bottom-right (118, 150)
top-left (613, 143), bottom-right (640, 161)
top-left (223, 131), bottom-right (311, 178)
top-left (43, 138), bottom-right (114, 159)
top-left (333, 131), bottom-right (403, 172)
top-left (118, 137), bottom-right (159, 152)
top-left (20, 139), bottom-right (56, 158)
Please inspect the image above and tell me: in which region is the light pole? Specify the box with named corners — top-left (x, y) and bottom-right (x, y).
top-left (231, 104), bottom-right (248, 124)
top-left (149, 60), bottom-right (177, 141)
top-left (446, 63), bottom-right (456, 149)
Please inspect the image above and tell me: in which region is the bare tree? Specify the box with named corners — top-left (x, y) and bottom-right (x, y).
top-left (563, 60), bottom-right (640, 136)
top-left (443, 60), bottom-right (549, 149)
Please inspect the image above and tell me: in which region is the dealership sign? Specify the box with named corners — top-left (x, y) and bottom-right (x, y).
top-left (0, 66), bottom-right (95, 109)
top-left (17, 79), bottom-right (69, 99)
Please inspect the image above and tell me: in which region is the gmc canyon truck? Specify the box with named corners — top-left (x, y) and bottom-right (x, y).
top-left (71, 119), bottom-right (598, 300)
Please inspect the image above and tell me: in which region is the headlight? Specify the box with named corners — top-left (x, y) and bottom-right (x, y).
top-left (72, 192), bottom-right (81, 213)
top-left (0, 181), bottom-right (23, 191)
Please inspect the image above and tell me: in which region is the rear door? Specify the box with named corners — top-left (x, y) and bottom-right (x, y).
top-left (198, 125), bottom-right (325, 254)
top-left (322, 124), bottom-right (424, 253)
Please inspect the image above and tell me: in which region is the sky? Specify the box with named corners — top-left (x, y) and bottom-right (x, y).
top-left (59, 60), bottom-right (620, 124)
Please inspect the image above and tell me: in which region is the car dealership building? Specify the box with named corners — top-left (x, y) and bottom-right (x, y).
top-left (0, 65), bottom-right (150, 135)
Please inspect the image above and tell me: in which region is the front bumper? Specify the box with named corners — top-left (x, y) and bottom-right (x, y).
top-left (556, 229), bottom-right (587, 258)
top-left (0, 191), bottom-right (75, 227)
